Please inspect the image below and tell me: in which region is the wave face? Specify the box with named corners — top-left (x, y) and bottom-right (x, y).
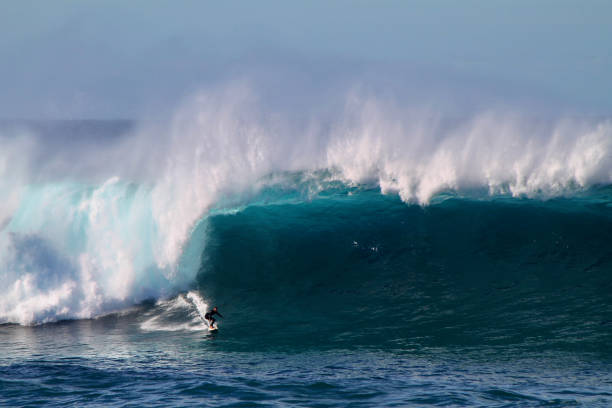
top-left (198, 189), bottom-right (612, 351)
top-left (0, 86), bottom-right (611, 325)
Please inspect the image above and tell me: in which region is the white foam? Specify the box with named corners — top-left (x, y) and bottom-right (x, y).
top-left (186, 290), bottom-right (209, 322)
top-left (140, 292), bottom-right (208, 332)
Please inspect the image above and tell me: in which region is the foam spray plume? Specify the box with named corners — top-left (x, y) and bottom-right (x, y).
top-left (0, 83), bottom-right (611, 325)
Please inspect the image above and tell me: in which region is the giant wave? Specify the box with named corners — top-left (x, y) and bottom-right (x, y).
top-left (1, 84), bottom-right (611, 325)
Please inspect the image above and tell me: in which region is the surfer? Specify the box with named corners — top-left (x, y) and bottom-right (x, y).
top-left (204, 306), bottom-right (223, 329)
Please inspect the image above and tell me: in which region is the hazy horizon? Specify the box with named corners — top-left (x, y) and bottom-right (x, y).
top-left (2, 0), bottom-right (611, 119)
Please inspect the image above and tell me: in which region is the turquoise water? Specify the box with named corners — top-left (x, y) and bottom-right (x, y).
top-left (2, 191), bottom-right (612, 406)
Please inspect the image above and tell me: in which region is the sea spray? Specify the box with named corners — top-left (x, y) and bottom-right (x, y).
top-left (140, 291), bottom-right (209, 332)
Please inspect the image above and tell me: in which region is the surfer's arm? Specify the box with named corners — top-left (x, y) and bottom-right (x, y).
top-left (217, 312), bottom-right (223, 318)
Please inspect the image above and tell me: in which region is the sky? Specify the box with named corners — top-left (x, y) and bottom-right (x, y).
top-left (1, 0), bottom-right (611, 119)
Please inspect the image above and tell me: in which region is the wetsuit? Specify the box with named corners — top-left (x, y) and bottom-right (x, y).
top-left (204, 309), bottom-right (223, 327)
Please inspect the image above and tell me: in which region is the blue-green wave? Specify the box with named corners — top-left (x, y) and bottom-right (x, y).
top-left (195, 187), bottom-right (612, 352)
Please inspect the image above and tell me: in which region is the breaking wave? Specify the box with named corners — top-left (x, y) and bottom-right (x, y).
top-left (0, 84), bottom-right (611, 325)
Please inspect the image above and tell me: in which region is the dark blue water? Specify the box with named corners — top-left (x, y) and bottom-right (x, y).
top-left (2, 190), bottom-right (612, 407)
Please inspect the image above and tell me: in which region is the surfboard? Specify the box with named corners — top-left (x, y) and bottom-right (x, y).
top-left (208, 323), bottom-right (218, 332)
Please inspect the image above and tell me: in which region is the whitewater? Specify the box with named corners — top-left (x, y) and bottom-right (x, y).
top-left (1, 84), bottom-right (611, 326)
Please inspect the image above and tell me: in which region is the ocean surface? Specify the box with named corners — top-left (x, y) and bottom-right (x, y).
top-left (1, 119), bottom-right (611, 407)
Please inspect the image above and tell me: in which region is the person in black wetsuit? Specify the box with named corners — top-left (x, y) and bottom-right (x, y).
top-left (204, 306), bottom-right (223, 328)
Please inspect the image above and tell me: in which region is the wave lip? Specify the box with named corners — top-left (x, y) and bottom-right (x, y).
top-left (327, 111), bottom-right (612, 204)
